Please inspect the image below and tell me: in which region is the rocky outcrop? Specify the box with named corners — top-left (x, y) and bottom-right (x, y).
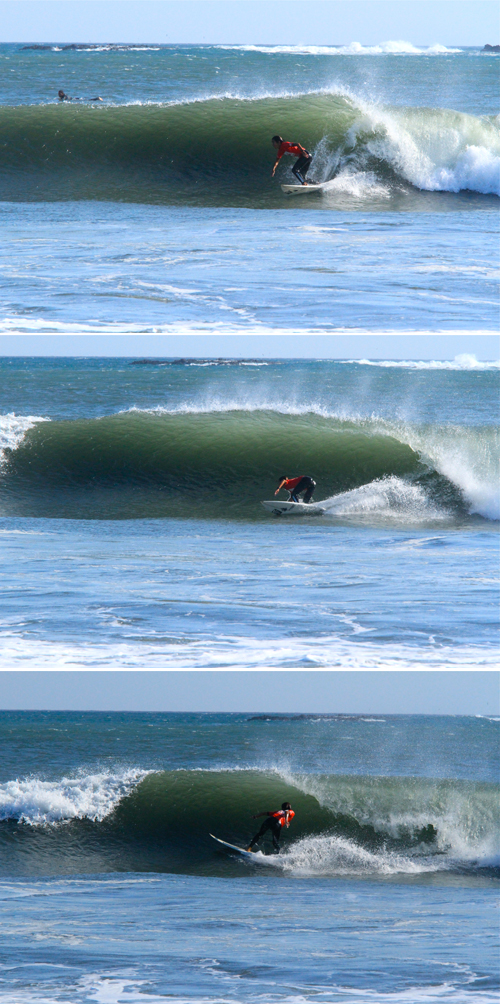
top-left (482, 44), bottom-right (500, 52)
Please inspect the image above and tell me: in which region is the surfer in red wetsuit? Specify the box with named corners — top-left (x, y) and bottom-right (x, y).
top-left (271, 135), bottom-right (313, 185)
top-left (275, 475), bottom-right (316, 504)
top-left (247, 802), bottom-right (295, 853)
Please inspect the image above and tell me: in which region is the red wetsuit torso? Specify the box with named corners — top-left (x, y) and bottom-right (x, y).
top-left (276, 141), bottom-right (309, 160)
top-left (270, 809), bottom-right (295, 827)
top-left (281, 477), bottom-right (303, 491)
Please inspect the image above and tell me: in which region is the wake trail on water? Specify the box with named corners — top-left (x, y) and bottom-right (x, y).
top-left (0, 90), bottom-right (497, 204)
top-left (0, 407), bottom-right (497, 522)
top-left (0, 768), bottom-right (497, 879)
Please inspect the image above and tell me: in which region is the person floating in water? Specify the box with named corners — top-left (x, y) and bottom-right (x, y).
top-left (275, 475), bottom-right (316, 504)
top-left (271, 135), bottom-right (312, 185)
top-left (247, 802), bottom-right (295, 853)
top-left (58, 89), bottom-right (103, 101)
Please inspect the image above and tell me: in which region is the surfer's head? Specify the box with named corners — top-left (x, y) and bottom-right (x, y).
top-left (282, 802), bottom-right (292, 810)
top-left (272, 135), bottom-right (282, 148)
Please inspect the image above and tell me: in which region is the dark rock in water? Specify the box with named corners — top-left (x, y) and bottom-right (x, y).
top-left (247, 714), bottom-right (366, 721)
top-left (129, 358), bottom-right (270, 366)
top-left (129, 359), bottom-right (168, 366)
top-left (482, 44), bottom-right (500, 52)
top-left (61, 44), bottom-right (109, 50)
top-left (22, 44), bottom-right (54, 50)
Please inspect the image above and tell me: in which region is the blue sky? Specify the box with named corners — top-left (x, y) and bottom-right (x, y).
top-left (0, 671), bottom-right (498, 713)
top-left (1, 333), bottom-right (498, 360)
top-left (0, 1), bottom-right (497, 46)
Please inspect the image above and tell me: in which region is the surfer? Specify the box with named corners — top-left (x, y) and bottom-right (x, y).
top-left (247, 802), bottom-right (295, 854)
top-left (275, 475), bottom-right (316, 504)
top-left (58, 89), bottom-right (103, 101)
top-left (271, 135), bottom-right (312, 185)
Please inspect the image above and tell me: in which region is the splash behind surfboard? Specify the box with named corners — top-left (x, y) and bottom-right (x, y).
top-left (210, 833), bottom-right (274, 863)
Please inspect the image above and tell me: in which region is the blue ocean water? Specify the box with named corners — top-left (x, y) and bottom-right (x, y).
top-left (0, 712), bottom-right (498, 1003)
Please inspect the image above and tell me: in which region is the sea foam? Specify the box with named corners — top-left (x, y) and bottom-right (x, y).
top-left (0, 770), bottom-right (149, 824)
top-left (0, 413), bottom-right (49, 464)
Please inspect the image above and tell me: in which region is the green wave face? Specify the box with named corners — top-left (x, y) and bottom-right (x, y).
top-left (0, 95), bottom-right (497, 204)
top-left (0, 410), bottom-right (465, 520)
top-left (0, 96), bottom-right (354, 204)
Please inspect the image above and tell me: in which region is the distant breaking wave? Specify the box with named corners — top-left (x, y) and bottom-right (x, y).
top-left (0, 408), bottom-right (498, 521)
top-left (21, 40), bottom-right (466, 56)
top-left (0, 90), bottom-right (497, 204)
top-left (0, 769), bottom-right (497, 878)
top-left (217, 41), bottom-right (464, 56)
top-left (349, 354), bottom-right (500, 370)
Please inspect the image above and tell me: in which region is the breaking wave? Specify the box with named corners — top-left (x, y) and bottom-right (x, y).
top-left (0, 768), bottom-right (497, 879)
top-left (0, 90), bottom-right (497, 204)
top-left (0, 407), bottom-right (497, 522)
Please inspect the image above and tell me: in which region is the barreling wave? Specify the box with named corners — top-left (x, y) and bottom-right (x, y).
top-left (1, 407), bottom-right (498, 522)
top-left (0, 91), bottom-right (497, 204)
top-left (0, 768), bottom-right (497, 879)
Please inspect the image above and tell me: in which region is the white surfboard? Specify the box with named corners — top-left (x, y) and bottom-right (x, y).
top-left (281, 182), bottom-right (328, 195)
top-left (210, 834), bottom-right (273, 863)
top-left (261, 500), bottom-right (325, 515)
